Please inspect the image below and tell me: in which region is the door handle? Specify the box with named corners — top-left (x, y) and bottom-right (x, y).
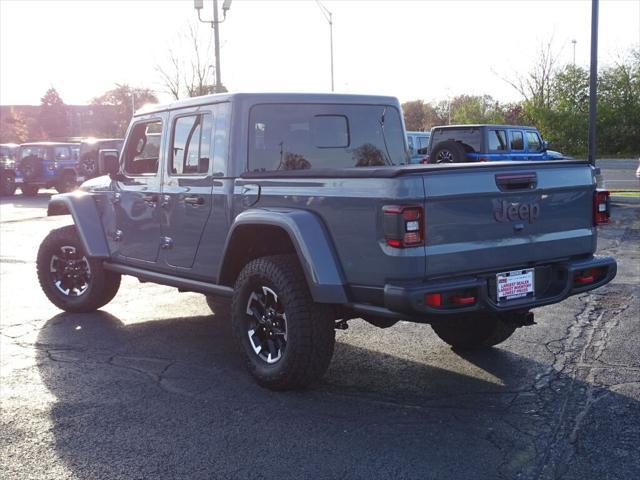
top-left (184, 195), bottom-right (205, 206)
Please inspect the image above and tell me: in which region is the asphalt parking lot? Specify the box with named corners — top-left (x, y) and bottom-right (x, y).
top-left (1, 191), bottom-right (639, 480)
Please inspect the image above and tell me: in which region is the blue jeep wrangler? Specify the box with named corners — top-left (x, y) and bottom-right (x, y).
top-left (16, 142), bottom-right (81, 196)
top-left (427, 125), bottom-right (567, 164)
top-left (36, 93), bottom-right (614, 390)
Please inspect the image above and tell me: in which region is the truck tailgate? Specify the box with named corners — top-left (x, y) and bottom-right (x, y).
top-left (421, 163), bottom-right (596, 278)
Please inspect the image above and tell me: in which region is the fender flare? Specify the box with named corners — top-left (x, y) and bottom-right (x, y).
top-left (47, 193), bottom-right (110, 258)
top-left (220, 208), bottom-right (349, 304)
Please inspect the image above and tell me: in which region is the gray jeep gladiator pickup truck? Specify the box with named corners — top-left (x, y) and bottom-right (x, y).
top-left (36, 93), bottom-right (616, 390)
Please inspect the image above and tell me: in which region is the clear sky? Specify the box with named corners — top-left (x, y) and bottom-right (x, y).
top-left (1, 0), bottom-right (639, 106)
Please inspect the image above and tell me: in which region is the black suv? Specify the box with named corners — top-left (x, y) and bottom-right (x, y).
top-left (0, 143), bottom-right (18, 196)
top-left (77, 138), bottom-right (123, 179)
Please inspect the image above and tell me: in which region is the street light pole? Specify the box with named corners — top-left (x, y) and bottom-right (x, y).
top-left (315, 1), bottom-right (334, 92)
top-left (572, 39), bottom-right (577, 65)
top-left (194, 0), bottom-right (232, 93)
top-left (212, 0), bottom-right (222, 93)
top-left (588, 0), bottom-right (599, 166)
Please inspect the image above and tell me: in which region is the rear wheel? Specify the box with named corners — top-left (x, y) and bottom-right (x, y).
top-left (0, 172), bottom-right (16, 196)
top-left (37, 225), bottom-right (121, 313)
top-left (430, 141), bottom-right (466, 163)
top-left (21, 184), bottom-right (39, 196)
top-left (231, 254), bottom-right (335, 390)
top-left (431, 314), bottom-right (519, 350)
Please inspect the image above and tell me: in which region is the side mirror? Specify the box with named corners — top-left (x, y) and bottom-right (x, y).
top-left (99, 149), bottom-right (120, 178)
top-left (542, 140), bottom-right (550, 151)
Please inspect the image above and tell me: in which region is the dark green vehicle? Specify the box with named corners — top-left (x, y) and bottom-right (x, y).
top-left (0, 143), bottom-right (18, 196)
top-left (36, 93), bottom-right (616, 390)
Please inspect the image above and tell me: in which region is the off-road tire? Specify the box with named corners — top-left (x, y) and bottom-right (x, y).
top-left (37, 225), bottom-right (121, 313)
top-left (78, 154), bottom-right (98, 178)
top-left (0, 172), bottom-right (16, 196)
top-left (231, 254), bottom-right (335, 390)
top-left (55, 172), bottom-right (77, 193)
top-left (21, 184), bottom-right (39, 196)
top-left (20, 156), bottom-right (39, 181)
top-left (430, 141), bottom-right (466, 163)
top-left (431, 314), bottom-right (518, 350)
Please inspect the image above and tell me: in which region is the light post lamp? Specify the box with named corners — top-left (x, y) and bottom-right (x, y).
top-left (194, 0), bottom-right (232, 93)
top-left (315, 0), bottom-right (334, 92)
top-left (571, 39), bottom-right (577, 65)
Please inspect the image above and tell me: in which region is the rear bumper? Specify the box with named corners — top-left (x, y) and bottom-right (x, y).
top-left (369, 256), bottom-right (616, 319)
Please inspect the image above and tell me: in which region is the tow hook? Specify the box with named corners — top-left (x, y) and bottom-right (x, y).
top-left (335, 319), bottom-right (349, 330)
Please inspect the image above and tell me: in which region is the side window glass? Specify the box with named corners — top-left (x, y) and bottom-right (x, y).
top-left (170, 114), bottom-right (213, 176)
top-left (510, 131), bottom-right (524, 151)
top-left (418, 136), bottom-right (429, 149)
top-left (54, 147), bottom-right (70, 160)
top-left (123, 120), bottom-right (163, 175)
top-left (488, 130), bottom-right (507, 151)
top-left (212, 103), bottom-right (230, 176)
top-left (526, 131), bottom-right (542, 151)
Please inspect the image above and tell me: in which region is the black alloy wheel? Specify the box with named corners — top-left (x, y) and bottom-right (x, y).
top-left (49, 245), bottom-right (92, 298)
top-left (245, 285), bottom-right (288, 364)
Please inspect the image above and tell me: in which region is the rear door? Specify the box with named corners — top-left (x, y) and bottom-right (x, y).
top-left (421, 163), bottom-right (596, 278)
top-left (159, 108), bottom-right (215, 269)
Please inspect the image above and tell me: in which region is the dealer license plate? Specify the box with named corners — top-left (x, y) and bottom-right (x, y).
top-left (496, 269), bottom-right (534, 302)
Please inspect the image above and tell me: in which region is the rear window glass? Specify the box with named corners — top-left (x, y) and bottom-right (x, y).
top-left (488, 130), bottom-right (507, 151)
top-left (430, 128), bottom-right (481, 152)
top-left (20, 146), bottom-right (49, 160)
top-left (248, 104), bottom-right (407, 171)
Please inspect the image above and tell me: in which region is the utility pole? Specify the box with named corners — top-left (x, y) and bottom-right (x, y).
top-left (571, 39), bottom-right (577, 65)
top-left (315, 1), bottom-right (334, 92)
top-left (194, 0), bottom-right (232, 93)
top-left (588, 0), bottom-right (598, 166)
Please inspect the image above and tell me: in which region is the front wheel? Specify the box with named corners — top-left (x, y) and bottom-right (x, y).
top-left (431, 313), bottom-right (519, 350)
top-left (55, 172), bottom-right (77, 193)
top-left (231, 254), bottom-right (335, 390)
top-left (37, 225), bottom-right (121, 313)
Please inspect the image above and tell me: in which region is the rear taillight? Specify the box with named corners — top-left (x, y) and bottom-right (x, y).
top-left (593, 190), bottom-right (610, 225)
top-left (383, 205), bottom-right (424, 248)
top-left (420, 155), bottom-right (430, 164)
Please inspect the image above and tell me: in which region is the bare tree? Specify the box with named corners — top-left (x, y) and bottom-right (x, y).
top-left (498, 38), bottom-right (561, 109)
top-left (156, 23), bottom-right (222, 100)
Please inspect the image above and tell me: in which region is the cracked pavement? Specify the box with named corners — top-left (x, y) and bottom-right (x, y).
top-left (1, 194), bottom-right (639, 480)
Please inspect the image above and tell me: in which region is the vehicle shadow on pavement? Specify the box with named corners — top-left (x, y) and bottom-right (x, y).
top-left (35, 310), bottom-right (639, 480)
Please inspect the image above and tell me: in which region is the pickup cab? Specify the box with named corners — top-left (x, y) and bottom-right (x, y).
top-left (36, 93), bottom-right (616, 390)
top-left (427, 124), bottom-right (568, 163)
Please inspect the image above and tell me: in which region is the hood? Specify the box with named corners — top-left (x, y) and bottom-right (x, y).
top-left (79, 175), bottom-right (113, 192)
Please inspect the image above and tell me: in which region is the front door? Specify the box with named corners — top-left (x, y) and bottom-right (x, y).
top-left (160, 109), bottom-right (214, 269)
top-left (112, 116), bottom-right (166, 264)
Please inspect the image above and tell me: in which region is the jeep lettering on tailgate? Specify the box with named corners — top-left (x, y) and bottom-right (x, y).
top-left (493, 200), bottom-right (540, 224)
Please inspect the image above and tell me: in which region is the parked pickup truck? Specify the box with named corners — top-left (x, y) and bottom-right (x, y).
top-left (36, 93), bottom-right (616, 390)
